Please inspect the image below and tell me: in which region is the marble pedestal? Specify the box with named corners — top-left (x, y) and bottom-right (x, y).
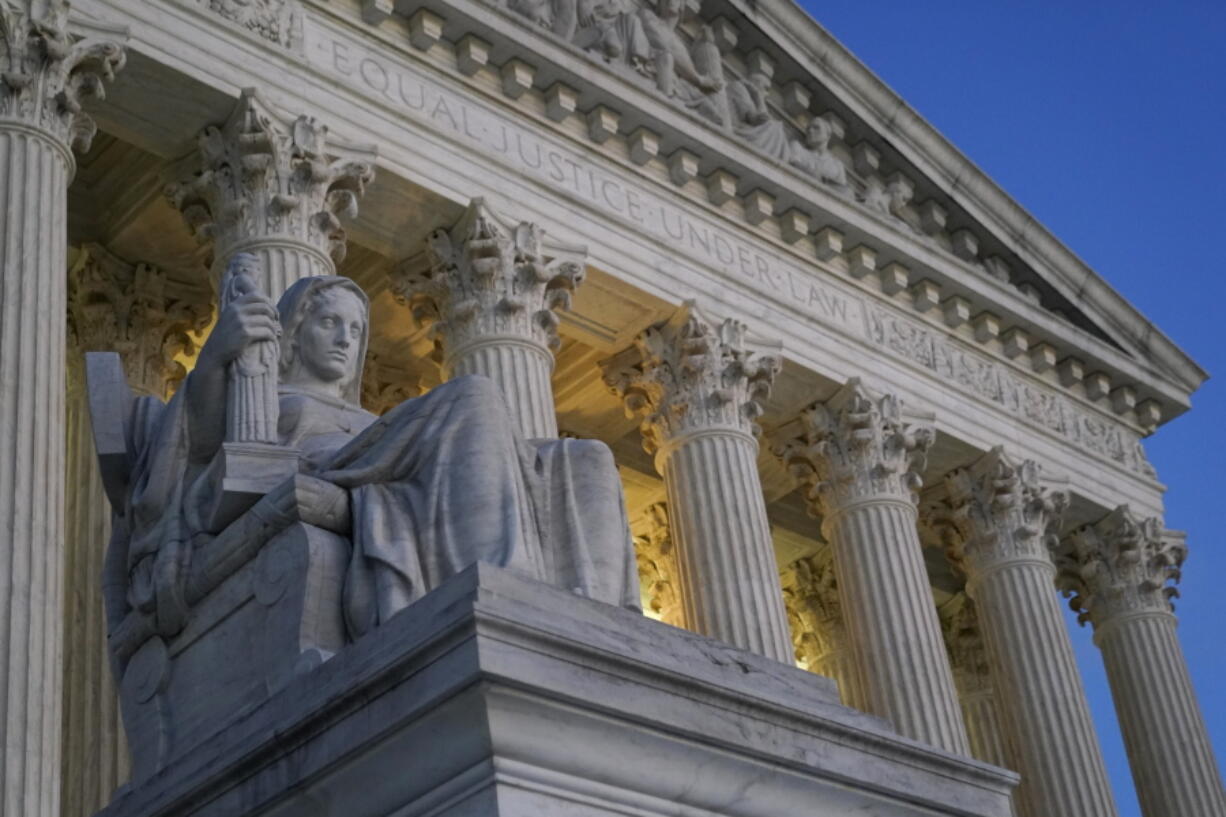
top-left (97, 564), bottom-right (1015, 817)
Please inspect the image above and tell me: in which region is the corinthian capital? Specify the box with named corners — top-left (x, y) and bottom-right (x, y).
top-left (67, 244), bottom-right (213, 398)
top-left (165, 88), bottom-right (376, 272)
top-left (600, 303), bottom-right (780, 454)
top-left (1056, 506), bottom-right (1184, 628)
top-left (782, 550), bottom-right (843, 667)
top-left (390, 198), bottom-right (586, 360)
top-left (0, 0), bottom-right (125, 152)
top-left (944, 447), bottom-right (1068, 576)
top-left (632, 502), bottom-right (681, 626)
top-left (940, 594), bottom-right (992, 693)
top-left (775, 379), bottom-right (934, 516)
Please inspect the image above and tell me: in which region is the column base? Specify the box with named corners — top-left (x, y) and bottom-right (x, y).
top-left (96, 564), bottom-right (1015, 817)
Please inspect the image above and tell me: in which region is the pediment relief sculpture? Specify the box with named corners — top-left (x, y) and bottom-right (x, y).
top-left (87, 253), bottom-right (639, 781)
top-left (198, 0), bottom-right (301, 48)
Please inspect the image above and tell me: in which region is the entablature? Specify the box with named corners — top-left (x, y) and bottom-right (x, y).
top-left (72, 0), bottom-right (1167, 513)
top-left (292, 0), bottom-right (1203, 434)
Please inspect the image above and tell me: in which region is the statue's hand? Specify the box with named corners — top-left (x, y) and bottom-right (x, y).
top-left (197, 290), bottom-right (280, 371)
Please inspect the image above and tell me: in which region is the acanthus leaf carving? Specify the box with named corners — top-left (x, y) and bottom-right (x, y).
top-left (600, 302), bottom-right (780, 454)
top-left (781, 549), bottom-right (843, 670)
top-left (389, 197), bottom-right (586, 362)
top-left (0, 0), bottom-right (125, 152)
top-left (939, 593), bottom-right (992, 694)
top-left (165, 88), bottom-right (376, 275)
top-left (774, 378), bottom-right (934, 521)
top-left (943, 447), bottom-right (1068, 578)
top-left (67, 244), bottom-right (214, 399)
top-left (1055, 506), bottom-right (1184, 628)
top-left (632, 501), bottom-right (681, 625)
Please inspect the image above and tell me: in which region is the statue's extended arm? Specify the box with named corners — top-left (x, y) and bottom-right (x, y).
top-left (186, 291), bottom-right (281, 464)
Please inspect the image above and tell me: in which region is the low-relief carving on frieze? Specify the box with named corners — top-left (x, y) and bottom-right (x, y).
top-left (860, 304), bottom-right (1153, 477)
top-left (198, 0), bottom-right (300, 48)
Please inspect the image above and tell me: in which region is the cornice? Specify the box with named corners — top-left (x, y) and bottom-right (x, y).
top-left (298, 0), bottom-right (1199, 434)
top-left (734, 0), bottom-right (1206, 397)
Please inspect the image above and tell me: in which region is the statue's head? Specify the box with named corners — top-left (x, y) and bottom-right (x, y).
top-left (277, 276), bottom-right (370, 404)
top-left (805, 117), bottom-right (832, 149)
top-left (749, 71), bottom-right (771, 92)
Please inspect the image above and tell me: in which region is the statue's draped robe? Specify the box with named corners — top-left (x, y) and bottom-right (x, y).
top-left (117, 374), bottom-right (639, 641)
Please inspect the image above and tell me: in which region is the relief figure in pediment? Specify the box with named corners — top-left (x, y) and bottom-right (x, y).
top-left (638, 0), bottom-right (727, 125)
top-left (788, 117), bottom-right (850, 192)
top-left (862, 176), bottom-right (914, 228)
top-left (206, 0), bottom-right (297, 47)
top-left (726, 71), bottom-right (790, 160)
top-left (573, 0), bottom-right (651, 70)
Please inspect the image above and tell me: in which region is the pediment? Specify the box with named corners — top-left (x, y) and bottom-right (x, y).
top-left (233, 1), bottom-right (1205, 430)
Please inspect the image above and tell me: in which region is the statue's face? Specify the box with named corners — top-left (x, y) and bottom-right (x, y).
top-left (295, 288), bottom-right (366, 384)
top-left (806, 119), bottom-right (830, 149)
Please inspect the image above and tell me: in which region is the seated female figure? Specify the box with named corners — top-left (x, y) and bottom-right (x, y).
top-left (119, 267), bottom-right (639, 641)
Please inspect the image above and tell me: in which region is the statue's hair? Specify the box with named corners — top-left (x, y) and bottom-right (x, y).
top-left (276, 276), bottom-right (370, 405)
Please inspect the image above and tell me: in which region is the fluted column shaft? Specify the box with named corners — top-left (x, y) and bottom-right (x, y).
top-left (216, 241), bottom-right (333, 301)
top-left (958, 683), bottom-right (1011, 770)
top-left (777, 379), bottom-right (968, 754)
top-left (62, 368), bottom-right (128, 817)
top-left (661, 430), bottom-right (793, 661)
top-left (0, 124), bottom-right (71, 817)
top-left (1060, 510), bottom-right (1225, 817)
top-left (825, 499), bottom-right (969, 753)
top-left (811, 639), bottom-right (854, 702)
top-left (1, 13), bottom-right (123, 813)
top-left (947, 448), bottom-right (1116, 817)
top-left (444, 336), bottom-right (557, 438)
top-left (1096, 613), bottom-right (1226, 816)
top-left (969, 560), bottom-right (1116, 816)
top-left (603, 305), bottom-right (791, 662)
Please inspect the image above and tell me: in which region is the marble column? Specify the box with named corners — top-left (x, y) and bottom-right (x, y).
top-left (782, 550), bottom-right (854, 700)
top-left (939, 594), bottom-right (1012, 769)
top-left (391, 199), bottom-right (586, 439)
top-left (602, 306), bottom-right (793, 662)
top-left (1058, 508), bottom-right (1226, 817)
top-left (945, 448), bottom-right (1117, 817)
top-left (632, 502), bottom-right (683, 626)
top-left (166, 88), bottom-right (376, 299)
top-left (0, 6), bottom-right (124, 815)
top-left (776, 379), bottom-right (969, 754)
top-left (62, 246), bottom-right (212, 816)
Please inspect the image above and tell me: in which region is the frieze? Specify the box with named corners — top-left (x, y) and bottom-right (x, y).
top-left (303, 20), bottom-right (1155, 480)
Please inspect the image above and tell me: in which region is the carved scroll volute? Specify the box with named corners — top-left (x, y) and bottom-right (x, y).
top-left (1056, 506), bottom-right (1185, 628)
top-left (0, 0), bottom-right (126, 153)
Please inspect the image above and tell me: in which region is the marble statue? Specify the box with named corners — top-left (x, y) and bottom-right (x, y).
top-left (637, 0), bottom-right (726, 125)
top-left (789, 117), bottom-right (850, 191)
top-left (103, 256), bottom-right (639, 650)
top-left (726, 71), bottom-right (790, 161)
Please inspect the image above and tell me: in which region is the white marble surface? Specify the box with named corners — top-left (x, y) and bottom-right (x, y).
top-left (98, 563), bottom-right (1016, 817)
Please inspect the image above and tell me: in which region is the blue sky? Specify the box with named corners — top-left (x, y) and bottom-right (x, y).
top-left (795, 2), bottom-right (1226, 813)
